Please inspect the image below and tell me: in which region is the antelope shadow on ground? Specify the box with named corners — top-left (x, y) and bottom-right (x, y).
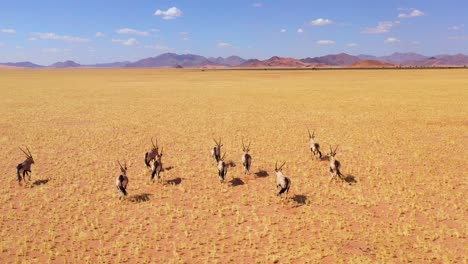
top-left (343, 174), bottom-right (357, 185)
top-left (254, 170), bottom-right (269, 178)
top-left (291, 194), bottom-right (308, 208)
top-left (32, 179), bottom-right (49, 186)
top-left (319, 155), bottom-right (329, 161)
top-left (230, 178), bottom-right (244, 186)
top-left (166, 177), bottom-right (182, 185)
top-left (164, 166), bottom-right (174, 171)
top-left (129, 193), bottom-right (152, 203)
top-left (226, 161), bottom-right (236, 167)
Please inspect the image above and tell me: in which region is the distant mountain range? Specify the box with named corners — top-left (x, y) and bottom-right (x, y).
top-left (2, 52), bottom-right (468, 69)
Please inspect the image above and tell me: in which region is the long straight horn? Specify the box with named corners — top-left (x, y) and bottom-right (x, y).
top-left (334, 145), bottom-right (339, 154)
top-left (19, 147), bottom-right (30, 158)
top-left (25, 146), bottom-right (33, 157)
top-left (275, 161), bottom-right (278, 171)
top-left (219, 138), bottom-right (222, 146)
top-left (247, 142), bottom-right (251, 151)
top-left (213, 138), bottom-right (218, 145)
top-left (242, 138), bottom-right (245, 151)
top-left (221, 152), bottom-right (226, 161)
top-left (329, 145), bottom-right (333, 153)
top-left (307, 128), bottom-right (311, 138)
top-left (117, 160), bottom-right (124, 171)
top-left (279, 161), bottom-right (286, 170)
top-left (151, 138), bottom-right (156, 149)
top-left (312, 130), bottom-right (315, 137)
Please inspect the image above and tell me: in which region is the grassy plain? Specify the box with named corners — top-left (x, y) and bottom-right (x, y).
top-left (0, 68), bottom-right (466, 263)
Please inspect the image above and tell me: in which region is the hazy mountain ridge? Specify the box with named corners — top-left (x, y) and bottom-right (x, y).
top-left (2, 52), bottom-right (468, 68)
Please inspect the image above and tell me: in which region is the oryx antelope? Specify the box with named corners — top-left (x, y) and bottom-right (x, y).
top-left (241, 139), bottom-right (252, 175)
top-left (308, 129), bottom-right (322, 159)
top-left (151, 147), bottom-right (164, 183)
top-left (328, 145), bottom-right (344, 183)
top-left (211, 138), bottom-right (223, 163)
top-left (217, 153), bottom-right (228, 182)
top-left (145, 138), bottom-right (159, 169)
top-left (116, 161), bottom-right (129, 200)
top-left (275, 161), bottom-right (291, 200)
top-left (16, 147), bottom-right (35, 185)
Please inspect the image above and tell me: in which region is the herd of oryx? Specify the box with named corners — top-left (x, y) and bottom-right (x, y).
top-left (16, 129), bottom-right (346, 202)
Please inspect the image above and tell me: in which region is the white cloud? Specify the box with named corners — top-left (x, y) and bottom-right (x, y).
top-left (252, 3), bottom-right (263, 8)
top-left (362, 21), bottom-right (400, 34)
top-left (218, 42), bottom-right (233, 48)
top-left (347, 43), bottom-right (358, 47)
top-left (150, 29), bottom-right (160, 32)
top-left (154, 7), bottom-right (182, 20)
top-left (33, 32), bottom-right (90, 43)
top-left (398, 9), bottom-right (425, 18)
top-left (95, 32), bottom-right (104, 37)
top-left (112, 38), bottom-right (138, 46)
top-left (42, 48), bottom-right (61, 53)
top-left (385, 37), bottom-right (400, 43)
top-left (297, 28), bottom-right (304, 33)
top-left (145, 45), bottom-right (174, 51)
top-left (0, 29), bottom-right (16, 34)
top-left (310, 18), bottom-right (333, 26)
top-left (116, 28), bottom-right (149, 36)
top-left (317, 40), bottom-right (335, 45)
top-left (449, 24), bottom-right (465, 31)
top-left (28, 37), bottom-right (37, 41)
top-left (280, 29), bottom-right (286, 33)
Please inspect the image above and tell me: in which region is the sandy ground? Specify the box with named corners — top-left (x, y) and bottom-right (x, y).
top-left (0, 69), bottom-right (466, 263)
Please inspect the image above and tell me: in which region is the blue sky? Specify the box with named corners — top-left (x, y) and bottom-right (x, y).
top-left (0, 0), bottom-right (466, 64)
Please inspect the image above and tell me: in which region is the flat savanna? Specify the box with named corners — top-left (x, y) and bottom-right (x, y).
top-left (0, 69), bottom-right (466, 263)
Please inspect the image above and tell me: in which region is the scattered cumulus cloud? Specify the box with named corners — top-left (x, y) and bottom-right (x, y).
top-left (42, 48), bottom-right (61, 53)
top-left (112, 38), bottom-right (138, 46)
top-left (297, 28), bottom-right (304, 33)
top-left (144, 45), bottom-right (174, 51)
top-left (28, 37), bottom-right (37, 41)
top-left (116, 28), bottom-right (149, 36)
top-left (252, 3), bottom-right (263, 8)
top-left (398, 9), bottom-right (425, 18)
top-left (33, 32), bottom-right (90, 42)
top-left (385, 37), bottom-right (400, 43)
top-left (347, 43), bottom-right (358, 47)
top-left (95, 32), bottom-right (104, 37)
top-left (362, 21), bottom-right (400, 34)
top-left (449, 24), bottom-right (464, 31)
top-left (310, 18), bottom-right (333, 26)
top-left (154, 7), bottom-right (182, 20)
top-left (280, 29), bottom-right (286, 33)
top-left (317, 40), bottom-right (335, 45)
top-left (0, 29), bottom-right (16, 34)
top-left (217, 42), bottom-right (233, 48)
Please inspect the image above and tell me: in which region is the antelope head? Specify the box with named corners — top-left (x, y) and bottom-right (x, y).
top-left (308, 128), bottom-right (316, 141)
top-left (118, 160), bottom-right (127, 175)
top-left (151, 137), bottom-right (159, 153)
top-left (19, 146), bottom-right (34, 164)
top-left (242, 138), bottom-right (251, 154)
top-left (328, 145), bottom-right (338, 158)
top-left (274, 161), bottom-right (286, 175)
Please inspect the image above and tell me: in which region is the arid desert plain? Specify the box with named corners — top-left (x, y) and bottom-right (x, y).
top-left (0, 69), bottom-right (466, 263)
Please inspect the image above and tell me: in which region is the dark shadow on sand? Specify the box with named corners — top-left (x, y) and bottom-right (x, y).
top-left (254, 170), bottom-right (269, 178)
top-left (166, 177), bottom-right (183, 185)
top-left (129, 193), bottom-right (152, 203)
top-left (230, 178), bottom-right (244, 186)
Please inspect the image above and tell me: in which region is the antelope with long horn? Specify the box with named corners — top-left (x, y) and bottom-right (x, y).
top-left (275, 161), bottom-right (291, 200)
top-left (145, 138), bottom-right (159, 169)
top-left (217, 152), bottom-right (228, 182)
top-left (308, 129), bottom-right (322, 159)
top-left (328, 145), bottom-right (344, 183)
top-left (211, 138), bottom-right (223, 163)
top-left (116, 160), bottom-right (129, 200)
top-left (151, 147), bottom-right (164, 183)
top-left (241, 138), bottom-right (252, 175)
top-left (16, 147), bottom-right (35, 185)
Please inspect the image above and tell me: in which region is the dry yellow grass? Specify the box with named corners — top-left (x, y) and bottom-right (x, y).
top-left (0, 68), bottom-right (466, 263)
